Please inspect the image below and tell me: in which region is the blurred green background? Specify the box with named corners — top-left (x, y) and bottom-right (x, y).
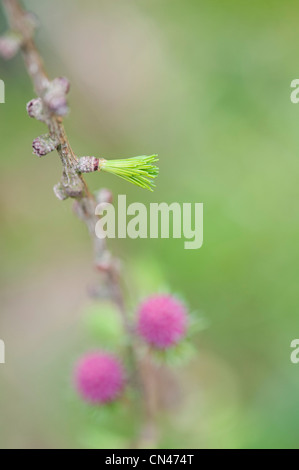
top-left (1, 0), bottom-right (299, 449)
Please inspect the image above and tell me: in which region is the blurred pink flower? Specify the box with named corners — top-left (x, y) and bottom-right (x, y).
top-left (137, 295), bottom-right (187, 349)
top-left (74, 351), bottom-right (125, 404)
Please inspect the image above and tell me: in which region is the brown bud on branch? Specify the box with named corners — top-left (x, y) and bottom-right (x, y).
top-left (32, 134), bottom-right (58, 157)
top-left (26, 98), bottom-right (47, 122)
top-left (43, 77), bottom-right (70, 116)
top-left (0, 31), bottom-right (22, 59)
top-left (76, 156), bottom-right (101, 173)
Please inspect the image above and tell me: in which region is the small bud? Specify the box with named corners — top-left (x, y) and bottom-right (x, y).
top-left (137, 294), bottom-right (188, 349)
top-left (0, 32), bottom-right (22, 60)
top-left (32, 134), bottom-right (57, 157)
top-left (43, 77), bottom-right (70, 116)
top-left (26, 98), bottom-right (46, 121)
top-left (73, 351), bottom-right (125, 404)
top-left (52, 77), bottom-right (70, 94)
top-left (76, 156), bottom-right (99, 173)
top-left (46, 96), bottom-right (68, 116)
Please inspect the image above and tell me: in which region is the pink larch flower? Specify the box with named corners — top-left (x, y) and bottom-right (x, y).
top-left (137, 294), bottom-right (188, 349)
top-left (74, 352), bottom-right (125, 404)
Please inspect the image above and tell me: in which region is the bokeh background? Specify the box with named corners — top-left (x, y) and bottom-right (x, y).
top-left (1, 0), bottom-right (299, 449)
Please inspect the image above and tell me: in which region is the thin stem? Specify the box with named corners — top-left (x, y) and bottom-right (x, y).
top-left (2, 0), bottom-right (158, 448)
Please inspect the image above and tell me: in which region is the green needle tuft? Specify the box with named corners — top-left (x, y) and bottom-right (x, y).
top-left (99, 155), bottom-right (159, 191)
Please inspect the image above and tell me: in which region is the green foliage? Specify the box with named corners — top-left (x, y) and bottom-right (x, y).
top-left (100, 155), bottom-right (159, 191)
top-left (187, 312), bottom-right (209, 338)
top-left (151, 340), bottom-right (197, 367)
top-left (82, 301), bottom-right (123, 347)
top-left (129, 255), bottom-right (170, 301)
top-left (70, 393), bottom-right (136, 449)
top-left (79, 428), bottom-right (128, 449)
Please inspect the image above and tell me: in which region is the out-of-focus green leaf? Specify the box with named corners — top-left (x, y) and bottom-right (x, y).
top-left (81, 301), bottom-right (123, 347)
